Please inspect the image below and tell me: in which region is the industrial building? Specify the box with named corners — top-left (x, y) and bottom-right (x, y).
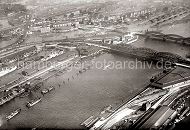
top-left (132, 106), bottom-right (177, 130)
top-left (139, 106), bottom-right (177, 130)
top-left (151, 66), bottom-right (190, 89)
top-left (0, 46), bottom-right (37, 64)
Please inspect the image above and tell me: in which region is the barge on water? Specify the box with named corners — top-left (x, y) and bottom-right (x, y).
top-left (6, 108), bottom-right (21, 121)
top-left (26, 98), bottom-right (42, 108)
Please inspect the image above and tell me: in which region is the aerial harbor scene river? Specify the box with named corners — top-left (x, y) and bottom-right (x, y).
top-left (0, 0), bottom-right (190, 130)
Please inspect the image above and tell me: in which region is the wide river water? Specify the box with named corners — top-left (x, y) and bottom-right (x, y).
top-left (0, 53), bottom-right (163, 129)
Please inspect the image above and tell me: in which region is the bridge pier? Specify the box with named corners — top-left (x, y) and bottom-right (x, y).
top-left (163, 37), bottom-right (166, 42)
top-left (176, 39), bottom-right (184, 44)
top-left (183, 39), bottom-right (190, 45)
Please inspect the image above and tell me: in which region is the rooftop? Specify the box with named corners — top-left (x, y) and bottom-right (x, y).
top-left (0, 46), bottom-right (37, 61)
top-left (153, 66), bottom-right (190, 88)
top-left (140, 106), bottom-right (176, 129)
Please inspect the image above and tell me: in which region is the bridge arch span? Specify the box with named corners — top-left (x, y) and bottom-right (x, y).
top-left (183, 38), bottom-right (190, 44)
top-left (133, 47), bottom-right (158, 59)
top-left (183, 37), bottom-right (190, 41)
top-left (136, 47), bottom-right (158, 54)
top-left (165, 34), bottom-right (184, 39)
top-left (145, 31), bottom-right (164, 36)
top-left (155, 52), bottom-right (185, 62)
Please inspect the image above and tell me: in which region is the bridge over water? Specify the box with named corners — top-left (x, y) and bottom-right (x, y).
top-left (86, 40), bottom-right (190, 65)
top-left (145, 31), bottom-right (190, 45)
top-left (148, 9), bottom-right (189, 26)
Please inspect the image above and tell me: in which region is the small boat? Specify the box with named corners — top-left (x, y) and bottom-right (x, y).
top-left (48, 86), bottom-right (55, 92)
top-left (41, 89), bottom-right (48, 95)
top-left (26, 98), bottom-right (42, 108)
top-left (83, 68), bottom-right (87, 71)
top-left (6, 108), bottom-right (21, 121)
top-left (41, 86), bottom-right (55, 95)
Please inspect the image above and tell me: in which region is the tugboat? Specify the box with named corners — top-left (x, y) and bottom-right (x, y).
top-left (41, 89), bottom-right (49, 95)
top-left (26, 98), bottom-right (42, 108)
top-left (48, 86), bottom-right (55, 92)
top-left (6, 108), bottom-right (21, 121)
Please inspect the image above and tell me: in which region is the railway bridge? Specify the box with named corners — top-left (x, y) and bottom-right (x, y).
top-left (86, 40), bottom-right (189, 64)
top-left (145, 31), bottom-right (190, 45)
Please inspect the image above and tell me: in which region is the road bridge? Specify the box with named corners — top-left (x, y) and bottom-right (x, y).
top-left (149, 10), bottom-right (189, 26)
top-left (164, 34), bottom-right (185, 42)
top-left (42, 37), bottom-right (85, 43)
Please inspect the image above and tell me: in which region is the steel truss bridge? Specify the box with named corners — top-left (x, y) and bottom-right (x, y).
top-left (145, 31), bottom-right (190, 45)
